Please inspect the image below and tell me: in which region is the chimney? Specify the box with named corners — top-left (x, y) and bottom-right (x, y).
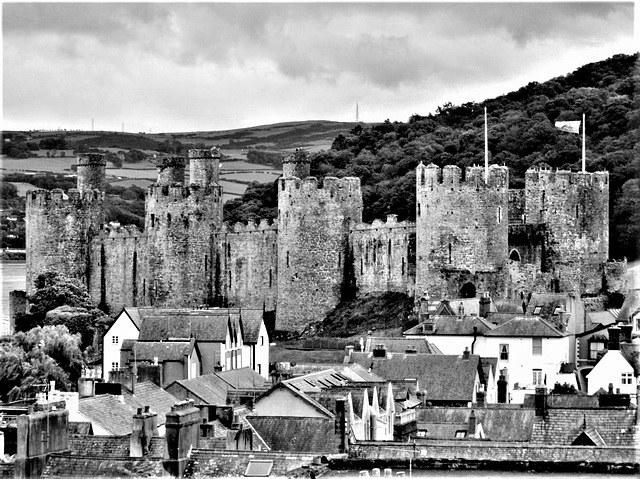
top-left (468, 410), bottom-right (477, 438)
top-left (462, 347), bottom-right (470, 360)
top-left (345, 345), bottom-right (354, 360)
top-left (334, 398), bottom-right (349, 453)
top-left (620, 325), bottom-right (633, 343)
top-left (130, 406), bottom-right (159, 457)
top-left (476, 390), bottom-right (485, 408)
top-left (608, 326), bottom-right (621, 351)
top-left (534, 387), bottom-right (547, 418)
top-left (479, 293), bottom-right (491, 318)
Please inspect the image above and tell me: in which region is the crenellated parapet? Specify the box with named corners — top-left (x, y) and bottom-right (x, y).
top-left (525, 166), bottom-right (609, 186)
top-left (77, 153), bottom-right (107, 193)
top-left (96, 222), bottom-right (144, 240)
top-left (156, 156), bottom-right (186, 186)
top-left (282, 148), bottom-right (311, 179)
top-left (217, 218), bottom-right (278, 234)
top-left (26, 188), bottom-right (104, 209)
top-left (352, 214), bottom-right (415, 232)
top-left (416, 162), bottom-right (509, 190)
top-left (188, 147), bottom-right (220, 187)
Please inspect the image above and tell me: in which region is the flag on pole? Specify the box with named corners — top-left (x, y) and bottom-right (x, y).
top-left (555, 120), bottom-right (581, 134)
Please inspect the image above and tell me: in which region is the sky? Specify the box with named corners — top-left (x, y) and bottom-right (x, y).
top-left (2, 2), bottom-right (637, 133)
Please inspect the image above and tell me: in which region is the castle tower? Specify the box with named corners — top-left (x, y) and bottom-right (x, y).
top-left (277, 149), bottom-right (363, 332)
top-left (524, 167), bottom-right (609, 292)
top-left (282, 148), bottom-right (311, 179)
top-left (415, 162), bottom-right (509, 299)
top-left (25, 154), bottom-right (106, 294)
top-left (189, 147), bottom-right (220, 188)
top-left (144, 152), bottom-right (223, 307)
top-left (76, 153), bottom-right (107, 192)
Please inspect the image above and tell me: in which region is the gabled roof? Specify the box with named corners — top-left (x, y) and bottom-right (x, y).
top-left (239, 309), bottom-right (265, 344)
top-left (245, 416), bottom-right (340, 453)
top-left (337, 363), bottom-right (386, 383)
top-left (403, 316), bottom-right (494, 336)
top-left (572, 426), bottom-right (606, 446)
top-left (484, 316), bottom-right (565, 337)
top-left (129, 340), bottom-right (195, 363)
top-left (78, 394), bottom-right (137, 436)
top-left (123, 307), bottom-right (143, 329)
top-left (168, 374), bottom-right (229, 405)
top-left (350, 352), bottom-right (481, 402)
top-left (586, 310), bottom-right (619, 327)
top-left (122, 381), bottom-right (178, 427)
top-left (619, 288), bottom-right (640, 323)
top-left (525, 293), bottom-right (570, 318)
top-left (284, 368), bottom-right (350, 393)
top-left (270, 346), bottom-right (347, 365)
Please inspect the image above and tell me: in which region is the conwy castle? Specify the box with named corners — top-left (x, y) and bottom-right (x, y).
top-left (25, 149), bottom-right (626, 332)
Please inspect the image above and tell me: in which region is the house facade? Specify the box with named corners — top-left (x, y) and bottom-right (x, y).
top-left (102, 307), bottom-right (141, 379)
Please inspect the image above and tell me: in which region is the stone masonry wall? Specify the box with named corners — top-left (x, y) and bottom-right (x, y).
top-left (89, 224), bottom-right (146, 313)
top-left (415, 163), bottom-right (509, 298)
top-left (144, 183), bottom-right (222, 307)
top-left (214, 220), bottom-right (278, 311)
top-left (25, 189), bottom-right (104, 294)
top-left (277, 176), bottom-right (362, 332)
top-left (351, 215), bottom-right (415, 295)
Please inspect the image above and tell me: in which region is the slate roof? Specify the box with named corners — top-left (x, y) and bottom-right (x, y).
top-left (530, 408), bottom-right (637, 446)
top-left (168, 375), bottom-right (229, 405)
top-left (270, 346), bottom-right (347, 365)
top-left (128, 340), bottom-right (195, 363)
top-left (416, 407), bottom-right (536, 442)
top-left (337, 363), bottom-right (386, 383)
top-left (239, 309), bottom-right (265, 344)
top-left (215, 367), bottom-right (270, 389)
top-left (367, 336), bottom-right (443, 353)
top-left (525, 293), bottom-right (570, 318)
top-left (493, 299), bottom-right (525, 314)
top-left (122, 381), bottom-right (178, 427)
top-left (484, 316), bottom-right (565, 337)
top-left (78, 394), bottom-right (137, 436)
top-left (123, 307), bottom-right (143, 329)
top-left (586, 310), bottom-right (619, 326)
top-left (138, 314), bottom-right (229, 342)
top-left (284, 368), bottom-right (351, 393)
top-left (246, 416), bottom-right (340, 453)
top-left (349, 352), bottom-right (481, 402)
top-left (481, 357), bottom-right (498, 381)
top-left (403, 316), bottom-right (494, 336)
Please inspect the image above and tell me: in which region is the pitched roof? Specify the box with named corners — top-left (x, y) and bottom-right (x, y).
top-left (349, 352), bottom-right (481, 402)
top-left (130, 340), bottom-right (195, 363)
top-left (493, 299), bottom-right (525, 314)
top-left (485, 316), bottom-right (565, 337)
top-left (417, 407), bottom-right (535, 441)
top-left (284, 368), bottom-right (351, 393)
top-left (245, 416), bottom-right (340, 453)
top-left (367, 336), bottom-right (442, 353)
top-left (270, 346), bottom-right (347, 365)
top-left (78, 394), bottom-right (137, 436)
top-left (215, 367), bottom-right (270, 389)
top-left (123, 307), bottom-right (143, 329)
top-left (525, 293), bottom-right (570, 318)
top-left (122, 381), bottom-right (178, 426)
top-left (240, 309), bottom-right (265, 343)
top-left (403, 316), bottom-right (494, 336)
top-left (138, 314), bottom-right (229, 342)
top-left (586, 310), bottom-right (619, 327)
top-left (619, 288), bottom-right (640, 323)
top-left (168, 374), bottom-right (229, 405)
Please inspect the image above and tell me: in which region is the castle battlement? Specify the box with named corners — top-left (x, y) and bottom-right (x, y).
top-left (26, 188), bottom-right (103, 208)
top-left (156, 156), bottom-right (186, 186)
top-left (97, 223), bottom-right (143, 239)
top-left (77, 153), bottom-right (107, 167)
top-left (417, 162), bottom-right (508, 189)
top-left (352, 214), bottom-right (414, 231)
top-left (525, 167), bottom-right (609, 186)
top-left (147, 183), bottom-right (221, 201)
top-left (188, 147), bottom-right (221, 159)
top-left (282, 176), bottom-right (361, 199)
top-left (219, 218), bottom-right (278, 234)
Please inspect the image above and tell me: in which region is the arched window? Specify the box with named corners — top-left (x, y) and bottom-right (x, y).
top-left (509, 249), bottom-right (521, 262)
top-left (460, 282), bottom-right (476, 298)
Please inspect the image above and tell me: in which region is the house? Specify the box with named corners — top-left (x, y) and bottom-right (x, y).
top-left (121, 339), bottom-right (201, 387)
top-left (586, 327), bottom-right (637, 400)
top-left (102, 307), bottom-right (142, 379)
top-left (483, 315), bottom-right (571, 403)
top-left (237, 309), bottom-right (270, 379)
top-left (403, 314), bottom-right (494, 355)
top-left (619, 287), bottom-right (640, 335)
top-left (364, 336), bottom-right (442, 355)
top-left (349, 349), bottom-right (485, 406)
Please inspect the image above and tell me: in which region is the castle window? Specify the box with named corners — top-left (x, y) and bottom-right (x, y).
top-left (269, 269), bottom-right (272, 287)
top-left (448, 243), bottom-right (452, 264)
top-left (286, 251), bottom-right (290, 268)
top-left (150, 214), bottom-right (155, 228)
top-left (338, 253), bottom-right (341, 267)
top-left (204, 255), bottom-right (208, 272)
top-left (418, 203), bottom-right (421, 216)
top-left (575, 204), bottom-right (579, 218)
top-left (497, 206), bottom-right (502, 224)
top-left (388, 239), bottom-right (392, 255)
top-left (373, 246), bottom-right (376, 263)
top-left (183, 216), bottom-right (189, 228)
top-left (361, 259), bottom-right (364, 275)
top-left (402, 257), bottom-right (405, 275)
top-left (167, 213), bottom-right (171, 225)
top-left (229, 271), bottom-right (232, 286)
top-left (421, 170), bottom-right (425, 186)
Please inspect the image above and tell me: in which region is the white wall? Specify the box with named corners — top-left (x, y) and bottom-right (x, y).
top-left (587, 350), bottom-right (636, 396)
top-left (102, 311), bottom-right (139, 379)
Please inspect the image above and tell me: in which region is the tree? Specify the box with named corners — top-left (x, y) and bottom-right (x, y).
top-left (0, 325), bottom-right (86, 401)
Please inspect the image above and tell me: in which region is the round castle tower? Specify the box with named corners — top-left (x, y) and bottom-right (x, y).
top-left (189, 147), bottom-right (220, 188)
top-left (156, 156), bottom-right (186, 186)
top-left (77, 153), bottom-right (107, 192)
top-left (282, 148), bottom-right (311, 179)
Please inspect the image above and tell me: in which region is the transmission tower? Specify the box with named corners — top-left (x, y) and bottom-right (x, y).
top-left (356, 103), bottom-right (359, 123)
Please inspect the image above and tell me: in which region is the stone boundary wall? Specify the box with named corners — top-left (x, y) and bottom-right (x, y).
top-left (349, 440), bottom-right (639, 468)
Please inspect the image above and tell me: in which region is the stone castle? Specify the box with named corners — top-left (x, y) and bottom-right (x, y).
top-left (25, 149), bottom-right (626, 332)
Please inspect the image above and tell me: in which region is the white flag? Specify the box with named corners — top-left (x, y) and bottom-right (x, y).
top-left (555, 121), bottom-right (581, 134)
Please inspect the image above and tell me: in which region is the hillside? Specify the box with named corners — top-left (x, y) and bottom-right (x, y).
top-left (225, 53), bottom-right (640, 262)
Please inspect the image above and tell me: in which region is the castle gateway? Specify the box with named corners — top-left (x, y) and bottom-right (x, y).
top-left (26, 149), bottom-right (624, 332)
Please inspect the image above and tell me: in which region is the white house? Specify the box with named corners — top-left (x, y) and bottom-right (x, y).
top-left (238, 309), bottom-right (270, 380)
top-left (102, 307), bottom-right (142, 379)
top-left (586, 349), bottom-right (637, 400)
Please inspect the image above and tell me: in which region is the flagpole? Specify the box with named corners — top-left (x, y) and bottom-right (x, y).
top-left (582, 113), bottom-right (586, 173)
top-left (484, 107), bottom-right (488, 183)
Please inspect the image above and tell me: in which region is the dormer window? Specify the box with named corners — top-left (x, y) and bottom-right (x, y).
top-left (553, 306), bottom-right (562, 315)
top-left (533, 306), bottom-right (542, 315)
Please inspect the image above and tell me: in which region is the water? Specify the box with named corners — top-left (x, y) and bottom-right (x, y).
top-left (0, 261), bottom-right (26, 335)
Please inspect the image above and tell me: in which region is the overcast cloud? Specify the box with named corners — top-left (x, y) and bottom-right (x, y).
top-left (2, 2), bottom-right (636, 133)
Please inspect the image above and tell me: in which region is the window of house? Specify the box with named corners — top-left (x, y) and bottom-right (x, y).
top-left (622, 372), bottom-right (633, 385)
top-left (499, 344), bottom-right (509, 361)
top-left (532, 369), bottom-right (543, 386)
top-left (258, 364), bottom-right (262, 375)
top-left (111, 362), bottom-right (119, 370)
top-left (112, 336), bottom-right (119, 344)
top-left (532, 338), bottom-right (542, 355)
top-left (260, 336), bottom-right (264, 346)
top-left (455, 430), bottom-right (467, 438)
top-left (533, 306), bottom-right (542, 315)
top-left (589, 341), bottom-right (605, 360)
